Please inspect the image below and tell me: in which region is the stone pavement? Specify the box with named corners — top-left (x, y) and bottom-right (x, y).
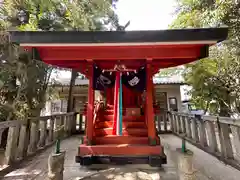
top-left (0, 135), bottom-right (240, 180)
top-left (161, 135), bottom-right (240, 180)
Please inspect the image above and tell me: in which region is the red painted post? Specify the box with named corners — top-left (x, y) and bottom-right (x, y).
top-left (86, 63), bottom-right (94, 145)
top-left (146, 62), bottom-right (157, 145)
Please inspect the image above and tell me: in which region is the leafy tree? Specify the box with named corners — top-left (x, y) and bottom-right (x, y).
top-left (0, 0), bottom-right (117, 120)
top-left (183, 46), bottom-right (236, 116)
top-left (171, 0), bottom-right (240, 116)
top-left (0, 35), bottom-right (21, 121)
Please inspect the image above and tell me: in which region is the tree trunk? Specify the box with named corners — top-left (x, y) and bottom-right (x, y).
top-left (204, 100), bottom-right (210, 115)
top-left (67, 70), bottom-right (78, 112)
top-left (6, 76), bottom-right (17, 121)
top-left (219, 101), bottom-right (230, 117)
top-left (219, 91), bottom-right (231, 117)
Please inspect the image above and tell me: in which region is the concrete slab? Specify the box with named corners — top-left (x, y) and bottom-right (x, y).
top-left (161, 134), bottom-right (240, 180)
top-left (0, 135), bottom-right (239, 180)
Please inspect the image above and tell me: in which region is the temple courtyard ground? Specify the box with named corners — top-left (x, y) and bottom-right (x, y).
top-left (1, 135), bottom-right (240, 180)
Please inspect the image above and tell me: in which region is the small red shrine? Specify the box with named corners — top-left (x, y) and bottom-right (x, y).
top-left (10, 28), bottom-right (228, 166)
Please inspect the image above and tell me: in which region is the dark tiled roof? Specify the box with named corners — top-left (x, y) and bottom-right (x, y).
top-left (153, 75), bottom-right (184, 85)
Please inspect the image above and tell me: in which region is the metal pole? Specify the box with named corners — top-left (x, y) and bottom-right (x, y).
top-left (181, 137), bottom-right (186, 153)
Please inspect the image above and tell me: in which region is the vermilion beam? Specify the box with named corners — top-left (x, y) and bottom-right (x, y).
top-left (45, 59), bottom-right (193, 66)
top-left (44, 58), bottom-right (194, 76)
top-left (38, 46), bottom-right (201, 61)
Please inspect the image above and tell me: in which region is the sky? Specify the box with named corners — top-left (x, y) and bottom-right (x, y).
top-left (116, 0), bottom-right (176, 30)
top-left (56, 0), bottom-right (177, 79)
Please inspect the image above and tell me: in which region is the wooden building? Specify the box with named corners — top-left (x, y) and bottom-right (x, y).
top-left (43, 75), bottom-right (185, 115)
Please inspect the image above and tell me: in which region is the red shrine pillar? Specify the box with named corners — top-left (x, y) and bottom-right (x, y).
top-left (146, 61), bottom-right (157, 145)
top-left (86, 62), bottom-right (94, 145)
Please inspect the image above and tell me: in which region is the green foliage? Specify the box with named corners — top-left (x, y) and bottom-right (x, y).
top-left (171, 0), bottom-right (240, 116)
top-left (184, 45), bottom-right (240, 115)
top-left (0, 0), bottom-right (117, 121)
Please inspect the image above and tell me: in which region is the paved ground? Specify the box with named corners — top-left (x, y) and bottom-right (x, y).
top-left (0, 135), bottom-right (240, 180)
top-left (161, 135), bottom-right (240, 180)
